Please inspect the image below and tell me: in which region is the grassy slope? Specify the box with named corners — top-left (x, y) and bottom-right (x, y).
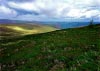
top-left (0, 23), bottom-right (58, 38)
top-left (0, 24), bottom-right (100, 71)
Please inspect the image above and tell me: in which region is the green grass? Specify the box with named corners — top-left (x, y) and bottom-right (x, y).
top-left (0, 24), bottom-right (100, 71)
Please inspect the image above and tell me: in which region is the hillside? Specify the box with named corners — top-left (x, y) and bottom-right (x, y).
top-left (0, 24), bottom-right (100, 71)
top-left (0, 23), bottom-right (58, 39)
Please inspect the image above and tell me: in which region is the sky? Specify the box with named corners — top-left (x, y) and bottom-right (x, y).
top-left (0, 0), bottom-right (100, 22)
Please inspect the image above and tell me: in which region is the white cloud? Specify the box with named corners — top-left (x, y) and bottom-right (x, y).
top-left (66, 9), bottom-right (84, 18)
top-left (84, 10), bottom-right (100, 18)
top-left (0, 5), bottom-right (12, 14)
top-left (74, 0), bottom-right (93, 6)
top-left (15, 14), bottom-right (36, 21)
top-left (15, 14), bottom-right (47, 21)
top-left (0, 5), bottom-right (17, 18)
top-left (66, 9), bottom-right (100, 18)
top-left (0, 0), bottom-right (99, 21)
top-left (8, 2), bottom-right (40, 12)
top-left (9, 0), bottom-right (100, 17)
top-left (98, 14), bottom-right (100, 17)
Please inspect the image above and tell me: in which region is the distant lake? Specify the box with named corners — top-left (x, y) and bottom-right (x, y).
top-left (40, 22), bottom-right (100, 29)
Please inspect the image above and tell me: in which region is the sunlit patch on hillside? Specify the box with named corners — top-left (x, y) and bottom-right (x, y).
top-left (0, 24), bottom-right (58, 38)
top-left (8, 26), bottom-right (26, 31)
top-left (6, 26), bottom-right (39, 35)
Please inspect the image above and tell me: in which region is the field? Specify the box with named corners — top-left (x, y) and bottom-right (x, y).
top-left (0, 24), bottom-right (100, 71)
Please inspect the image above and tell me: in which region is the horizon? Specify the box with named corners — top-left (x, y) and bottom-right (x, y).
top-left (0, 18), bottom-right (100, 23)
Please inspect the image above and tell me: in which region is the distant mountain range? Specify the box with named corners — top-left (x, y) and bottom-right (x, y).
top-left (0, 19), bottom-right (100, 29)
top-left (0, 19), bottom-right (100, 24)
top-left (0, 19), bottom-right (32, 24)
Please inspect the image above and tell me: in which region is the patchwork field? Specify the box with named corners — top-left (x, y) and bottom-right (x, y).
top-left (0, 24), bottom-right (100, 71)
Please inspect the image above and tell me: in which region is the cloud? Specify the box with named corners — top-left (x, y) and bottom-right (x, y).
top-left (66, 9), bottom-right (100, 19)
top-left (8, 1), bottom-right (40, 12)
top-left (15, 14), bottom-right (47, 21)
top-left (84, 10), bottom-right (100, 18)
top-left (0, 0), bottom-right (100, 21)
top-left (0, 5), bottom-right (17, 18)
top-left (0, 5), bottom-right (12, 14)
top-left (66, 9), bottom-right (85, 18)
